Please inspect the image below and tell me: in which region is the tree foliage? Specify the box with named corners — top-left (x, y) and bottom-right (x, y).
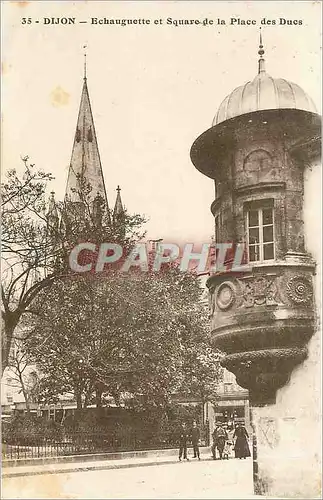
top-left (1, 158), bottom-right (146, 375)
top-left (26, 268), bottom-right (222, 411)
top-left (2, 159), bottom-right (222, 413)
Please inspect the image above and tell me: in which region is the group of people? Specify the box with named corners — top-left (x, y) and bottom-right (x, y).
top-left (178, 421), bottom-right (201, 460)
top-left (211, 421), bottom-right (251, 460)
top-left (178, 420), bottom-right (251, 461)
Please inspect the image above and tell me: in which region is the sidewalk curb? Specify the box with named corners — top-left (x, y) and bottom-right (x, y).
top-left (3, 457), bottom-right (217, 478)
top-left (2, 448), bottom-right (180, 468)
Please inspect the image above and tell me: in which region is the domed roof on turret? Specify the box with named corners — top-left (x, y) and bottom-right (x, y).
top-left (213, 34), bottom-right (317, 126)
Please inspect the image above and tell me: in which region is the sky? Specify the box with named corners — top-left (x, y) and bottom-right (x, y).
top-left (2, 0), bottom-right (322, 244)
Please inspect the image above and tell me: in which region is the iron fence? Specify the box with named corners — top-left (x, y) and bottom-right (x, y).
top-left (2, 426), bottom-right (209, 461)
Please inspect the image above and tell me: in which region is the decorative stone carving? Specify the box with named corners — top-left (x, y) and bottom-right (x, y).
top-left (243, 149), bottom-right (272, 173)
top-left (215, 281), bottom-right (236, 310)
top-left (207, 264), bottom-right (315, 404)
top-left (286, 275), bottom-right (313, 305)
top-left (222, 346), bottom-right (308, 404)
top-left (240, 276), bottom-right (278, 307)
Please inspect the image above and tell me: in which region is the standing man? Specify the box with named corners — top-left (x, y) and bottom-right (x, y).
top-left (178, 422), bottom-right (189, 461)
top-left (191, 421), bottom-right (201, 460)
top-left (215, 423), bottom-right (228, 460)
top-left (211, 422), bottom-right (221, 460)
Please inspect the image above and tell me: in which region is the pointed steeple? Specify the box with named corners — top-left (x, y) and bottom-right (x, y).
top-left (46, 191), bottom-right (59, 232)
top-left (64, 59), bottom-right (108, 212)
top-left (113, 185), bottom-right (124, 219)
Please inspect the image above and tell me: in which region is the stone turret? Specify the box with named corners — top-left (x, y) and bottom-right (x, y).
top-left (190, 34), bottom-right (321, 405)
top-left (190, 33), bottom-right (321, 497)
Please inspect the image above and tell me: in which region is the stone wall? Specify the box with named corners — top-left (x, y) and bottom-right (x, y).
top-left (252, 163), bottom-right (321, 498)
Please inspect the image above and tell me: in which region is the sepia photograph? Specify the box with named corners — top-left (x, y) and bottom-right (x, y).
top-left (1, 1), bottom-right (322, 498)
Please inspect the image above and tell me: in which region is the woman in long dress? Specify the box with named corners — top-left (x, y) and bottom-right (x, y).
top-left (233, 423), bottom-right (251, 459)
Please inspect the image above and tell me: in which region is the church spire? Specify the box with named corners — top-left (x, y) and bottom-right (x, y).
top-left (113, 185), bottom-right (125, 219)
top-left (46, 191), bottom-right (59, 231)
top-left (258, 29), bottom-right (266, 74)
top-left (64, 56), bottom-right (109, 212)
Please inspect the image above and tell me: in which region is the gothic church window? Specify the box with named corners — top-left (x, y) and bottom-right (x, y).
top-left (75, 127), bottom-right (81, 143)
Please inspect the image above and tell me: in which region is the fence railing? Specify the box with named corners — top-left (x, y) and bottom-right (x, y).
top-left (2, 427), bottom-right (210, 461)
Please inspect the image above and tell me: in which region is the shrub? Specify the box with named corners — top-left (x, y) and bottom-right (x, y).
top-left (2, 414), bottom-right (63, 445)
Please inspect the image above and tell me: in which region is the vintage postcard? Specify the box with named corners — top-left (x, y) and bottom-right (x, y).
top-left (1, 1), bottom-right (321, 499)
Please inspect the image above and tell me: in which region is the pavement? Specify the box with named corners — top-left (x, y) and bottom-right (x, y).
top-left (3, 451), bottom-right (185, 478)
top-left (2, 447), bottom-right (182, 476)
top-left (2, 455), bottom-right (256, 499)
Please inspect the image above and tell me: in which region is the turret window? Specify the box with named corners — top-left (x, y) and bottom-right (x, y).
top-left (246, 206), bottom-right (274, 262)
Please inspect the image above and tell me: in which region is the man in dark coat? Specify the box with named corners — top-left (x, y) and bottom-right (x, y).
top-left (211, 422), bottom-right (221, 459)
top-left (178, 422), bottom-right (189, 461)
top-left (191, 421), bottom-right (201, 460)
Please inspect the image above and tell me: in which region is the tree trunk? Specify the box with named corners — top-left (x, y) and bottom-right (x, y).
top-left (2, 311), bottom-right (20, 375)
top-left (113, 392), bottom-right (121, 407)
top-left (201, 399), bottom-right (205, 425)
top-left (17, 370), bottom-right (31, 413)
top-left (95, 388), bottom-right (103, 408)
top-left (76, 391), bottom-right (83, 410)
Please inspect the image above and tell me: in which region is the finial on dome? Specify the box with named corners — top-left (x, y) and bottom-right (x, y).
top-left (258, 29), bottom-right (265, 74)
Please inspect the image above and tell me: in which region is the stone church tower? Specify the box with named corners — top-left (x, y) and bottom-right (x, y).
top-left (65, 59), bottom-right (108, 207)
top-left (190, 35), bottom-right (321, 497)
top-left (49, 59), bottom-right (125, 232)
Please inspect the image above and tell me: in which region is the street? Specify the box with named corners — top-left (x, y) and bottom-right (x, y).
top-left (2, 457), bottom-right (254, 499)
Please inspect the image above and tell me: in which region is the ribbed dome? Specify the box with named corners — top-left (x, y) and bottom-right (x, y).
top-left (213, 71), bottom-right (317, 126)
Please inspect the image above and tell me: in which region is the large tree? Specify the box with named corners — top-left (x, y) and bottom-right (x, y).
top-left (1, 158), bottom-right (146, 375)
top-left (26, 267), bottom-right (222, 411)
top-left (1, 157), bottom-right (57, 373)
